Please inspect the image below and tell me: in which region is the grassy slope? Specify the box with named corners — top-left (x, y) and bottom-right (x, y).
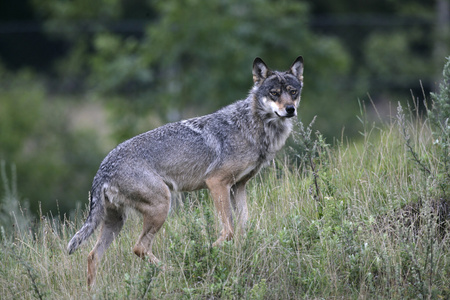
top-left (1, 117), bottom-right (449, 299)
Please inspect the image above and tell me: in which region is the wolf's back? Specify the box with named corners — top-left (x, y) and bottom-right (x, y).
top-left (67, 183), bottom-right (105, 254)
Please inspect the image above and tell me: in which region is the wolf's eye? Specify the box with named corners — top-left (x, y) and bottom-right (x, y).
top-left (270, 90), bottom-right (280, 97)
top-left (289, 89), bottom-right (298, 96)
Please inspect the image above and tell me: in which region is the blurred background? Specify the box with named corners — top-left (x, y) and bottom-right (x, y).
top-left (0, 0), bottom-right (448, 220)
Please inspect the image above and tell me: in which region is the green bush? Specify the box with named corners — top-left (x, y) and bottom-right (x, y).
top-left (429, 56), bottom-right (450, 198)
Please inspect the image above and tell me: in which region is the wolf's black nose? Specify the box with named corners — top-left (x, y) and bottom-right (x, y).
top-left (286, 105), bottom-right (295, 115)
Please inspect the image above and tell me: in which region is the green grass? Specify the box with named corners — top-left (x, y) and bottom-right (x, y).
top-left (1, 114), bottom-right (449, 299)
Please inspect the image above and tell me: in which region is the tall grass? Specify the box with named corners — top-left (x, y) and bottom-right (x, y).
top-left (2, 58), bottom-right (450, 298)
top-left (1, 107), bottom-right (448, 299)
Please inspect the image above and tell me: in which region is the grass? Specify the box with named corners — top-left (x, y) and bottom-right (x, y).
top-left (1, 106), bottom-right (449, 299)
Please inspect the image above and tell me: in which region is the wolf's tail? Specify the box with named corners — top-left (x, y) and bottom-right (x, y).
top-left (67, 184), bottom-right (105, 255)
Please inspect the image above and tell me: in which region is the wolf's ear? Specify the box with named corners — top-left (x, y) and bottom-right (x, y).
top-left (290, 56), bottom-right (304, 81)
top-left (253, 57), bottom-right (271, 84)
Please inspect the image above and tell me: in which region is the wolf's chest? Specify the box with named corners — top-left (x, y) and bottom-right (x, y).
top-left (263, 120), bottom-right (293, 154)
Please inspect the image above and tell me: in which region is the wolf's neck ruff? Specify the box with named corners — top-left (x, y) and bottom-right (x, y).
top-left (248, 95), bottom-right (293, 156)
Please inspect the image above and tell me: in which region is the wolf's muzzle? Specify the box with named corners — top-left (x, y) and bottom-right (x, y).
top-left (285, 105), bottom-right (296, 118)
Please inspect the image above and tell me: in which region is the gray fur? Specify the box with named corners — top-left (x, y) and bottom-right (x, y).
top-left (67, 56), bottom-right (304, 287)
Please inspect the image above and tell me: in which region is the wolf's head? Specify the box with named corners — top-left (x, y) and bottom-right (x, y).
top-left (251, 56), bottom-right (303, 119)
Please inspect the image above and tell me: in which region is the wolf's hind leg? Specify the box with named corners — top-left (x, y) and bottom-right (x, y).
top-left (87, 207), bottom-right (126, 288)
top-left (132, 180), bottom-right (171, 263)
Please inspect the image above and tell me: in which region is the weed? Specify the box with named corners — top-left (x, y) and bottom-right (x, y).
top-left (0, 161), bottom-right (32, 237)
top-left (124, 263), bottom-right (161, 299)
top-left (292, 117), bottom-right (330, 212)
top-left (1, 242), bottom-right (48, 300)
top-left (429, 56), bottom-right (450, 198)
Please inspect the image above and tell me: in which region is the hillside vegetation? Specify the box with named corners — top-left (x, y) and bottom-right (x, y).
top-left (0, 108), bottom-right (449, 299)
top-left (1, 59), bottom-right (449, 299)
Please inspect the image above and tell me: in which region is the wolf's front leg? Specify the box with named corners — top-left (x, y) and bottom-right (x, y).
top-left (231, 182), bottom-right (248, 232)
top-left (206, 177), bottom-right (234, 246)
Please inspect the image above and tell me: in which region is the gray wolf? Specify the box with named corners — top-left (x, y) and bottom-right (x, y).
top-left (67, 56), bottom-right (304, 287)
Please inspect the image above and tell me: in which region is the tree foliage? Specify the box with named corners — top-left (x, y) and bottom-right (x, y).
top-left (35, 0), bottom-right (353, 139)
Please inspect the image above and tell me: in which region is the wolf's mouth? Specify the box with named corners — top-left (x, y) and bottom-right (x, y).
top-left (275, 112), bottom-right (296, 118)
